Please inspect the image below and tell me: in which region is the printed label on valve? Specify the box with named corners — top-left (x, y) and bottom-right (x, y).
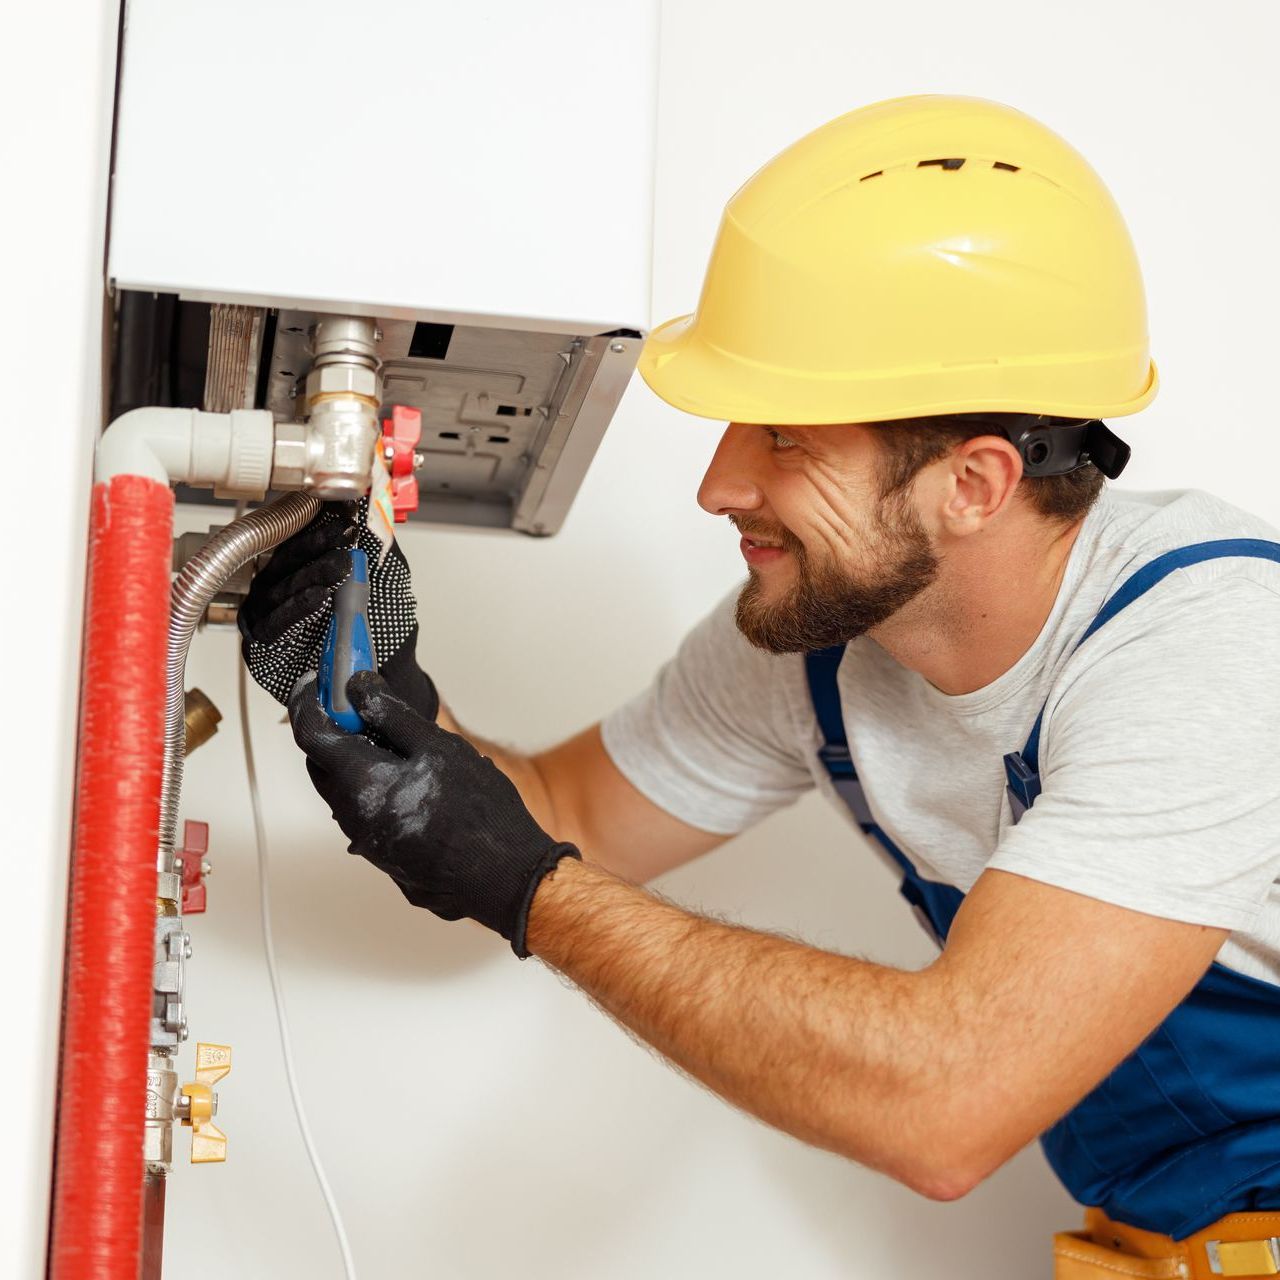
top-left (368, 449), bottom-right (396, 565)
top-left (195, 1044), bottom-right (231, 1074)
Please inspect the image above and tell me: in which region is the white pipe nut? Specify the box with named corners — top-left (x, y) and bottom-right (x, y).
top-left (190, 409), bottom-right (274, 500)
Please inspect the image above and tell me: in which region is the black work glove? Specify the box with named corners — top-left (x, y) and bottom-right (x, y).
top-left (239, 499), bottom-right (438, 721)
top-left (289, 669), bottom-right (580, 957)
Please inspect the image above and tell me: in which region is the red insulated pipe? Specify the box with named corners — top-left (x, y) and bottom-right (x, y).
top-left (50, 474), bottom-right (174, 1280)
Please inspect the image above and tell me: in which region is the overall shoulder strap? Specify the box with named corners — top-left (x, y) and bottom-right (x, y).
top-left (804, 645), bottom-right (965, 942)
top-left (804, 645), bottom-right (872, 823)
top-left (1004, 538), bottom-right (1280, 819)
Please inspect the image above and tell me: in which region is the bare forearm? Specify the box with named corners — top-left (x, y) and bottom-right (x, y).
top-left (526, 857), bottom-right (971, 1194)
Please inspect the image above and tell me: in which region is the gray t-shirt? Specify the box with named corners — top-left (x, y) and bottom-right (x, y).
top-left (602, 489), bottom-right (1280, 985)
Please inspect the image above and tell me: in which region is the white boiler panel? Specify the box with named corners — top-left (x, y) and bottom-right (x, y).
top-left (108, 0), bottom-right (658, 334)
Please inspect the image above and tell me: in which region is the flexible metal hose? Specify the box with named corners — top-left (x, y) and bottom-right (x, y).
top-left (159, 491), bottom-right (321, 850)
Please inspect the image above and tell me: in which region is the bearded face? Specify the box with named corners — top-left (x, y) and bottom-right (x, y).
top-left (733, 488), bottom-right (940, 654)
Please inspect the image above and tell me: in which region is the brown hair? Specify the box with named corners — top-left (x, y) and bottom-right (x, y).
top-left (872, 415), bottom-right (1106, 524)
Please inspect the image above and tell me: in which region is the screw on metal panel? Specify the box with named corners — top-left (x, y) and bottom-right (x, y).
top-left (610, 342), bottom-right (626, 353)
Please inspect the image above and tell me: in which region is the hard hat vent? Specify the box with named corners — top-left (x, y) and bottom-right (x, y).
top-left (859, 158), bottom-right (1022, 182)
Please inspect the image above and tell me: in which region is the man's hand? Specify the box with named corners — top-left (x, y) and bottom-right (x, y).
top-left (244, 507), bottom-right (724, 884)
top-left (241, 500), bottom-right (439, 721)
top-left (290, 670), bottom-right (580, 956)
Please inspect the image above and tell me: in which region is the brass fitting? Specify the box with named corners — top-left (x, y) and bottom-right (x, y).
top-left (183, 689), bottom-right (222, 756)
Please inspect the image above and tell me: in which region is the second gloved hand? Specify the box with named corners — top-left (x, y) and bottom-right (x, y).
top-left (240, 500), bottom-right (438, 721)
top-left (289, 669), bottom-right (580, 957)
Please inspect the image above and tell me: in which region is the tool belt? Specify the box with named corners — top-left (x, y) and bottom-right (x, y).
top-left (1055, 1207), bottom-right (1280, 1279)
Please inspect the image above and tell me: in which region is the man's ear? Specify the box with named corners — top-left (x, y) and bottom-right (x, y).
top-left (940, 435), bottom-right (1024, 534)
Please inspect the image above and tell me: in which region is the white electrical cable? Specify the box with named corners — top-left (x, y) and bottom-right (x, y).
top-left (238, 657), bottom-right (359, 1279)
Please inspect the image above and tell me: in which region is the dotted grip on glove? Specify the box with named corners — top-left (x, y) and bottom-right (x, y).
top-left (242, 498), bottom-right (418, 706)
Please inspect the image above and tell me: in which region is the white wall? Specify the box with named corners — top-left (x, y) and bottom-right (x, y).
top-left (2, 2), bottom-right (119, 1276)
top-left (162, 2), bottom-right (1278, 1277)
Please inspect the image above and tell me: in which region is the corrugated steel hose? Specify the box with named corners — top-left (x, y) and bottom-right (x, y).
top-left (159, 492), bottom-right (321, 849)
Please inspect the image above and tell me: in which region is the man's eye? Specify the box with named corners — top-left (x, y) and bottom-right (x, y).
top-left (767, 429), bottom-right (798, 450)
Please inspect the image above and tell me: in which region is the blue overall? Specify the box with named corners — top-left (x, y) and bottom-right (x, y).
top-left (805, 540), bottom-right (1280, 1239)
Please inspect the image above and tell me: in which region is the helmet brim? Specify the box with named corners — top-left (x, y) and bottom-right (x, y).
top-left (638, 313), bottom-right (1159, 425)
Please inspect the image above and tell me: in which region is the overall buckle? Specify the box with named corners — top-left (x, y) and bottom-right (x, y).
top-left (1003, 750), bottom-right (1041, 822)
top-left (817, 742), bottom-right (856, 778)
top-left (1207, 1237), bottom-right (1280, 1276)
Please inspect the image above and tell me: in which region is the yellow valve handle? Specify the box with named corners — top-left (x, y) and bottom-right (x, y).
top-left (181, 1042), bottom-right (231, 1164)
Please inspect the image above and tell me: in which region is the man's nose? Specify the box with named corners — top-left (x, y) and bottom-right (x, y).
top-left (698, 424), bottom-right (766, 516)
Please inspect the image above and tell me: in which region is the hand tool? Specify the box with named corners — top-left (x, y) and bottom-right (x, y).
top-left (318, 548), bottom-right (375, 733)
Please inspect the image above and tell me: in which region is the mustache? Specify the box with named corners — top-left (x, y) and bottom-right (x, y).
top-left (728, 515), bottom-right (806, 556)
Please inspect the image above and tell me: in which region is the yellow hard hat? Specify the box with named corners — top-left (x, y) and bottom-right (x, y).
top-left (640, 95), bottom-right (1158, 424)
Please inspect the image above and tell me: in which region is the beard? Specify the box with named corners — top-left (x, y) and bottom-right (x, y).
top-left (733, 496), bottom-right (940, 654)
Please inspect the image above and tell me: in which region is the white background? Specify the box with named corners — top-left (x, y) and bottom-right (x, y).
top-left (3, 1), bottom-right (118, 1277)
top-left (10, 1), bottom-right (1280, 1278)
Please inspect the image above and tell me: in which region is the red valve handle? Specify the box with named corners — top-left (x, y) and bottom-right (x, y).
top-left (381, 405), bottom-right (422, 522)
top-left (180, 819), bottom-right (209, 914)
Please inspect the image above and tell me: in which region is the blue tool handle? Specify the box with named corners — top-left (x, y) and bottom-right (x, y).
top-left (318, 548), bottom-right (376, 733)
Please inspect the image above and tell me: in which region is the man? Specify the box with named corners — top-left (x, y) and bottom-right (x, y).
top-left (242, 97), bottom-right (1280, 1277)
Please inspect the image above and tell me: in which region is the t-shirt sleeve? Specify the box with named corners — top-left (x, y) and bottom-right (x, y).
top-left (988, 577), bottom-right (1280, 931)
top-left (601, 591), bottom-right (815, 834)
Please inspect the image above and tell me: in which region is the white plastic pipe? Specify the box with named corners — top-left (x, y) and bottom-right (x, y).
top-left (95, 407), bottom-right (275, 497)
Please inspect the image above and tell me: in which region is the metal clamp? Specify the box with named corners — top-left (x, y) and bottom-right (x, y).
top-left (151, 917), bottom-right (191, 1047)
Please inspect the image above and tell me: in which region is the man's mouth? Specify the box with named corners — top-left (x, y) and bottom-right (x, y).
top-left (739, 535), bottom-right (790, 566)
top-left (730, 516), bottom-right (797, 566)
